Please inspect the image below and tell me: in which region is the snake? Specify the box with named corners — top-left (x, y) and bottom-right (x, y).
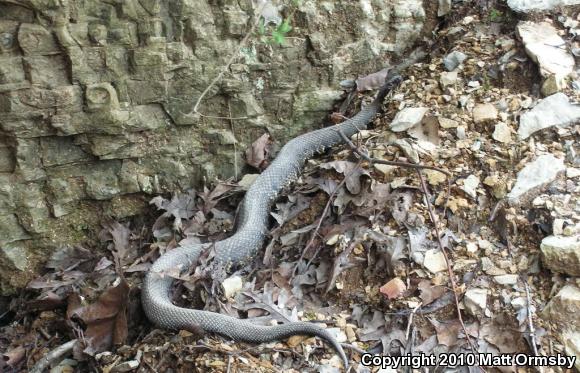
top-left (142, 75), bottom-right (402, 368)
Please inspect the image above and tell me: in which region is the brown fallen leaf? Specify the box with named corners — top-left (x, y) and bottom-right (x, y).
top-left (67, 278), bottom-right (130, 356)
top-left (103, 221), bottom-right (131, 269)
top-left (3, 346), bottom-right (26, 368)
top-left (356, 67), bottom-right (391, 92)
top-left (26, 291), bottom-right (65, 311)
top-left (379, 278), bottom-right (407, 299)
top-left (429, 318), bottom-right (462, 347)
top-left (329, 112), bottom-right (347, 124)
top-left (417, 279), bottom-right (447, 305)
top-left (480, 320), bottom-right (523, 354)
top-left (199, 183), bottom-right (235, 214)
top-left (319, 160), bottom-right (369, 194)
top-left (246, 133), bottom-right (272, 170)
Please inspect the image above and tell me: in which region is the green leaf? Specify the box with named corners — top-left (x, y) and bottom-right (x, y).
top-left (278, 18), bottom-right (292, 34)
top-left (258, 18), bottom-right (265, 35)
top-left (271, 31), bottom-right (285, 45)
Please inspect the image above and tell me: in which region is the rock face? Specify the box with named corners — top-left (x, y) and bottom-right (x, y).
top-left (0, 1), bottom-right (435, 293)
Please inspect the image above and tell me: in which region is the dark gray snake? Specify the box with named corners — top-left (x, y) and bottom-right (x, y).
top-left (142, 76), bottom-right (401, 368)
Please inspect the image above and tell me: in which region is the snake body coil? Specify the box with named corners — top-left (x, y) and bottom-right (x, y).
top-left (142, 77), bottom-right (401, 367)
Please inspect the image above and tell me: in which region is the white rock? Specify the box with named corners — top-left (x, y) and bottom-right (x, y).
top-left (374, 163), bottom-right (397, 176)
top-left (478, 239), bottom-right (492, 250)
top-left (411, 251), bottom-right (424, 265)
top-left (517, 21), bottom-right (575, 77)
top-left (443, 50), bottom-right (467, 71)
top-left (508, 0), bottom-right (580, 12)
top-left (111, 360), bottom-right (140, 373)
top-left (511, 296), bottom-right (527, 310)
top-left (553, 219), bottom-right (565, 235)
top-left (390, 107), bottom-right (428, 132)
top-left (466, 242), bottom-right (478, 253)
top-left (567, 167), bottom-right (580, 178)
top-left (472, 103), bottom-right (498, 124)
top-left (540, 235), bottom-right (580, 276)
top-left (507, 154), bottom-right (565, 204)
top-left (541, 284), bottom-right (580, 330)
top-left (462, 175), bottom-right (480, 199)
top-left (326, 328), bottom-right (348, 343)
top-left (493, 274), bottom-right (519, 285)
top-left (468, 80), bottom-right (481, 88)
top-left (438, 0), bottom-right (452, 16)
top-left (439, 117), bottom-right (459, 128)
top-left (423, 249), bottom-right (448, 273)
top-left (440, 71), bottom-right (458, 86)
top-left (222, 275), bottom-right (243, 298)
top-left (492, 122), bottom-right (512, 143)
top-left (518, 93), bottom-right (580, 139)
top-left (464, 288), bottom-right (488, 316)
top-left (562, 330), bottom-right (580, 371)
top-left (238, 174), bottom-right (259, 190)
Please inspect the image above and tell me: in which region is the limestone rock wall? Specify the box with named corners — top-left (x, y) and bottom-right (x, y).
top-left (0, 0), bottom-right (431, 293)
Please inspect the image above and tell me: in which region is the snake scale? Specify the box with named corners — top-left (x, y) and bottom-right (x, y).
top-left (142, 76), bottom-right (402, 368)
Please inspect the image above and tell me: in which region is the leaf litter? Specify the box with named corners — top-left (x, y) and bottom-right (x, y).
top-left (2, 3), bottom-right (577, 372)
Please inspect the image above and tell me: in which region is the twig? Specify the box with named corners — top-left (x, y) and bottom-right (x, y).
top-left (404, 328), bottom-right (417, 373)
top-left (38, 327), bottom-right (51, 341)
top-left (227, 100), bottom-right (239, 179)
top-left (524, 279), bottom-right (543, 373)
top-left (192, 5), bottom-right (265, 120)
top-left (335, 127), bottom-right (451, 177)
top-left (29, 339), bottom-right (77, 373)
top-left (405, 303), bottom-right (421, 341)
top-left (336, 127), bottom-right (452, 218)
top-left (416, 171), bottom-right (485, 373)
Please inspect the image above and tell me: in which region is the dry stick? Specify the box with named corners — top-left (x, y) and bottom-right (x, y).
top-left (416, 171), bottom-right (486, 373)
top-left (192, 5), bottom-right (264, 120)
top-left (405, 303), bottom-right (421, 341)
top-left (29, 339), bottom-right (77, 373)
top-left (524, 280), bottom-right (544, 373)
top-left (227, 100), bottom-right (239, 179)
top-left (335, 128), bottom-right (451, 177)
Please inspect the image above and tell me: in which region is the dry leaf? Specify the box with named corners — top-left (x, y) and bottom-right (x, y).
top-left (246, 133), bottom-right (272, 170)
top-left (356, 68), bottom-right (391, 92)
top-left (430, 318), bottom-right (461, 347)
top-left (68, 278), bottom-right (130, 356)
top-left (3, 346), bottom-right (25, 368)
top-left (417, 280), bottom-right (447, 305)
top-left (379, 278), bottom-right (407, 299)
top-left (319, 160), bottom-right (369, 194)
